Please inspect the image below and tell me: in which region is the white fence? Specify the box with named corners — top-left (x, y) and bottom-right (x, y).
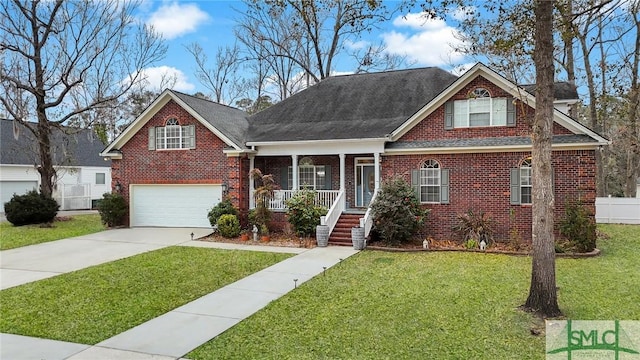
top-left (53, 183), bottom-right (91, 210)
top-left (595, 197), bottom-right (640, 224)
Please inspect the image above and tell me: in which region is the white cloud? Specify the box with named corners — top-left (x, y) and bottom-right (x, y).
top-left (344, 39), bottom-right (370, 51)
top-left (382, 12), bottom-right (467, 67)
top-left (136, 66), bottom-right (196, 92)
top-left (146, 2), bottom-right (209, 40)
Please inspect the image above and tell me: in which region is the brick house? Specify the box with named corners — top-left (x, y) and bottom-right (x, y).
top-left (101, 63), bottom-right (607, 242)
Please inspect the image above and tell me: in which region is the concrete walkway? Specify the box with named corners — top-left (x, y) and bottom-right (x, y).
top-left (0, 242), bottom-right (359, 360)
top-left (0, 227), bottom-right (212, 290)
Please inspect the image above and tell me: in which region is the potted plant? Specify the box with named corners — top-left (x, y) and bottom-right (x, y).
top-left (240, 229), bottom-right (250, 241)
top-left (250, 168), bottom-right (276, 241)
top-left (260, 224), bottom-right (270, 242)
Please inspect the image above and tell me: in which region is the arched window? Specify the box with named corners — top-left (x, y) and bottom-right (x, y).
top-left (511, 157), bottom-right (533, 205)
top-left (519, 157), bottom-right (532, 204)
top-left (420, 159), bottom-right (441, 203)
top-left (452, 87), bottom-right (508, 128)
top-left (151, 118), bottom-right (195, 150)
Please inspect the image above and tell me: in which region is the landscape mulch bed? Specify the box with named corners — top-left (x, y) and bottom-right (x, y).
top-left (200, 233), bottom-right (316, 249)
top-left (200, 233), bottom-right (600, 257)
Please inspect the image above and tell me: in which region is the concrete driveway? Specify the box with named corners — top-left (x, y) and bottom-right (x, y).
top-left (0, 227), bottom-right (212, 290)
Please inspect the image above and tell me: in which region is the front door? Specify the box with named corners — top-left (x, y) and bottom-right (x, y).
top-left (355, 158), bottom-right (375, 207)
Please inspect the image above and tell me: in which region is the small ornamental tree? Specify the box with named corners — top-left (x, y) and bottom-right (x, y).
top-left (370, 176), bottom-right (429, 246)
top-left (250, 168), bottom-right (277, 234)
top-left (285, 189), bottom-right (327, 237)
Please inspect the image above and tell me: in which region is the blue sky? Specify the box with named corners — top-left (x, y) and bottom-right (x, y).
top-left (134, 1), bottom-right (473, 95)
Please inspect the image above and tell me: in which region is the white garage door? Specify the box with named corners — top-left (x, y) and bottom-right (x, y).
top-left (131, 185), bottom-right (222, 228)
top-left (1, 181), bottom-right (38, 208)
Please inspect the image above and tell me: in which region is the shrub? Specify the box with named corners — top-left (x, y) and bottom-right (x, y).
top-left (217, 214), bottom-right (241, 238)
top-left (4, 190), bottom-right (59, 226)
top-left (285, 189), bottom-right (327, 237)
top-left (370, 176), bottom-right (429, 246)
top-left (452, 209), bottom-right (496, 245)
top-left (208, 197), bottom-right (238, 227)
top-left (559, 200), bottom-right (596, 253)
top-left (97, 193), bottom-right (127, 227)
top-left (248, 207), bottom-right (271, 234)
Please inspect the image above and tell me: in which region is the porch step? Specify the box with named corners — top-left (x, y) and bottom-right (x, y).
top-left (328, 214), bottom-right (362, 246)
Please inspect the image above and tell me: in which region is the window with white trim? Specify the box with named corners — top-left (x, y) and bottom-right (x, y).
top-left (510, 157), bottom-right (537, 205)
top-left (151, 118), bottom-right (195, 150)
top-left (453, 88), bottom-right (508, 127)
top-left (411, 160), bottom-right (450, 204)
top-left (287, 157), bottom-right (326, 190)
top-left (420, 159), bottom-right (441, 203)
top-left (519, 158), bottom-right (532, 204)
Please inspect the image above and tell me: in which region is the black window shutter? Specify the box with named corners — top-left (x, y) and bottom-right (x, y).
top-left (510, 168), bottom-right (521, 205)
top-left (148, 127), bottom-right (156, 150)
top-left (440, 169), bottom-right (450, 204)
top-left (506, 98), bottom-right (516, 127)
top-left (323, 166), bottom-right (332, 190)
top-left (411, 169), bottom-right (421, 202)
top-left (281, 167), bottom-right (290, 190)
top-left (444, 101), bottom-right (454, 130)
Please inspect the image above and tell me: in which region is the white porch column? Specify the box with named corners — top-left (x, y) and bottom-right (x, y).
top-left (292, 154), bottom-right (298, 191)
top-left (374, 152), bottom-right (381, 191)
top-left (339, 153), bottom-right (346, 208)
top-left (249, 155), bottom-right (255, 209)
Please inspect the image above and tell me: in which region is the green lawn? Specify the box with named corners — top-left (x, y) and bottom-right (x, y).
top-left (0, 214), bottom-right (105, 250)
top-left (0, 247), bottom-right (292, 344)
top-left (189, 224), bottom-right (640, 360)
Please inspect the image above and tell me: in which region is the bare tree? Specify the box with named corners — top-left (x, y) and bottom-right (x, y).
top-left (239, 0), bottom-right (399, 84)
top-left (186, 42), bottom-right (248, 105)
top-left (0, 0), bottom-right (166, 197)
top-left (620, 0), bottom-right (640, 197)
top-left (235, 4), bottom-right (308, 101)
top-left (524, 0), bottom-right (562, 317)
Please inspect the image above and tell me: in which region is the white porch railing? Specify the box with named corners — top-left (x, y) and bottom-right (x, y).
top-left (360, 189), bottom-right (378, 237)
top-left (262, 190), bottom-right (341, 211)
top-left (321, 190), bottom-right (345, 234)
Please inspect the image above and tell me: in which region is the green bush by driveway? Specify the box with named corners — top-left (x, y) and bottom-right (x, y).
top-left (0, 214), bottom-right (105, 250)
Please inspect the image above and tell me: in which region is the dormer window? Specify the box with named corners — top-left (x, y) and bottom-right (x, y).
top-left (444, 88), bottom-right (515, 129)
top-left (148, 118), bottom-right (195, 150)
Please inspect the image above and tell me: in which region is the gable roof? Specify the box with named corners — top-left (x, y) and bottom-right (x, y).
top-left (0, 118), bottom-right (109, 167)
top-left (247, 67), bottom-right (459, 143)
top-left (390, 63), bottom-right (608, 145)
top-left (102, 90), bottom-right (249, 156)
top-left (170, 91), bottom-right (248, 147)
top-left (521, 81), bottom-right (578, 100)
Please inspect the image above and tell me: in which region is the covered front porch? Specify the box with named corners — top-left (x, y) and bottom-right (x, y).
top-left (247, 149), bottom-right (383, 239)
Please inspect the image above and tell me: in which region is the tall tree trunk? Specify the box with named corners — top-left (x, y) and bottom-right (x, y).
top-left (624, 7), bottom-right (640, 197)
top-left (524, 0), bottom-right (562, 318)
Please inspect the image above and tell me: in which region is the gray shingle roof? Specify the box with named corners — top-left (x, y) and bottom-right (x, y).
top-left (0, 118), bottom-right (110, 167)
top-left (521, 82), bottom-right (578, 100)
top-left (247, 67), bottom-right (459, 142)
top-left (386, 134), bottom-right (598, 150)
top-left (170, 91), bottom-right (249, 148)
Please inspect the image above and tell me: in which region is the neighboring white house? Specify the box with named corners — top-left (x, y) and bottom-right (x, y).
top-left (0, 119), bottom-right (111, 210)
